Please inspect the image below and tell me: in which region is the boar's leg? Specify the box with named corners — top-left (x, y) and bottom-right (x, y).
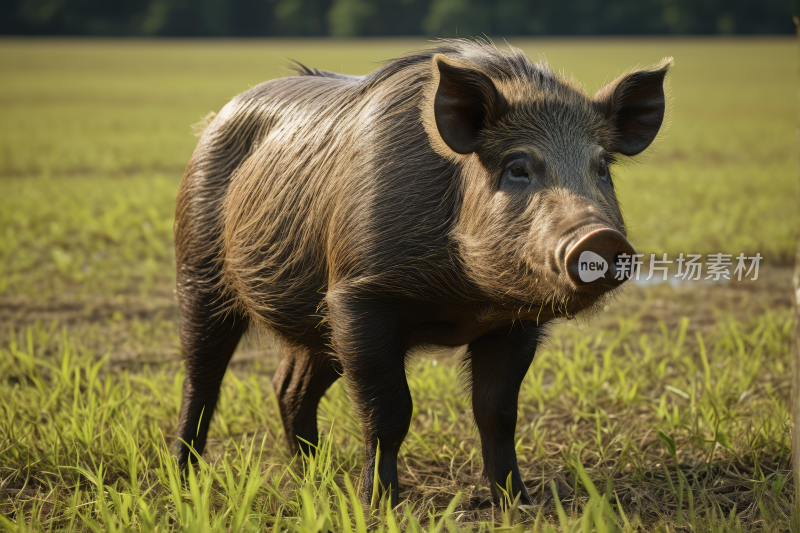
top-left (468, 322), bottom-right (541, 505)
top-left (327, 289), bottom-right (412, 508)
top-left (272, 339), bottom-right (342, 456)
top-left (175, 294), bottom-right (247, 470)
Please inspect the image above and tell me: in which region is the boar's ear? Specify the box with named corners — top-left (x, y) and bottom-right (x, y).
top-left (593, 59), bottom-right (672, 156)
top-left (433, 54), bottom-right (504, 154)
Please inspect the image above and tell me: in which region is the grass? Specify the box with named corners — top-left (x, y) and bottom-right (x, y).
top-left (0, 37), bottom-right (797, 531)
top-left (1, 307), bottom-right (794, 530)
top-left (0, 174), bottom-right (176, 300)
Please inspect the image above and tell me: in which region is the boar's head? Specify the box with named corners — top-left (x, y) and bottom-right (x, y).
top-left (425, 47), bottom-right (671, 320)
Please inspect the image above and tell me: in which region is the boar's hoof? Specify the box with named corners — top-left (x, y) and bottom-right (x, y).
top-left (565, 228), bottom-right (636, 293)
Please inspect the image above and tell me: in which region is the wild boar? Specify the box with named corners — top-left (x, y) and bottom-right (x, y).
top-left (173, 39), bottom-right (671, 506)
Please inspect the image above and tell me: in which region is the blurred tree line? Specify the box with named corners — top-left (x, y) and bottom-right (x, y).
top-left (1, 0), bottom-right (795, 36)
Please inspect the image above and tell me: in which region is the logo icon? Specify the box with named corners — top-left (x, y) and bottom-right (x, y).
top-left (578, 251), bottom-right (608, 282)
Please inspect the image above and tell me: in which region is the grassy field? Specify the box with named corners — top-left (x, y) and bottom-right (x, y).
top-left (0, 37), bottom-right (798, 531)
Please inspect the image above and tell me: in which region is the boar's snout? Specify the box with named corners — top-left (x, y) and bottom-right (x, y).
top-left (564, 229), bottom-right (636, 293)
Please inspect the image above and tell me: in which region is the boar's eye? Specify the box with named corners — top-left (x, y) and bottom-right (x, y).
top-left (502, 161), bottom-right (530, 189)
top-left (598, 158), bottom-right (609, 184)
top-left (510, 164), bottom-right (527, 178)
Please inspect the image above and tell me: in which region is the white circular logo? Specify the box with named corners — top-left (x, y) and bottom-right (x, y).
top-left (578, 251), bottom-right (608, 282)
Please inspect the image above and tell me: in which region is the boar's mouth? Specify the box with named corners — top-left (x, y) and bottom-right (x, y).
top-left (457, 215), bottom-right (634, 321)
top-left (509, 225), bottom-right (634, 322)
top-left (509, 226), bottom-right (635, 323)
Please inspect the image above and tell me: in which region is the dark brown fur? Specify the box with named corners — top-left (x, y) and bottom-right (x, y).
top-left (173, 39), bottom-right (671, 506)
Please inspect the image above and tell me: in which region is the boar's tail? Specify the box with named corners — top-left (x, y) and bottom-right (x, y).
top-left (289, 60), bottom-right (362, 81)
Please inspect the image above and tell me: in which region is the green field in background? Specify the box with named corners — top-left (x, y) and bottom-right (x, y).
top-left (0, 37), bottom-right (797, 302)
top-left (0, 39), bottom-right (797, 296)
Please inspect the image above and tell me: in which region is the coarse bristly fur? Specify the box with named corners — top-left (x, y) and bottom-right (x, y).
top-left (172, 38), bottom-right (672, 508)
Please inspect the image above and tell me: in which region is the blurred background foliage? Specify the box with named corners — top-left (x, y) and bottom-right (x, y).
top-left (1, 0), bottom-right (796, 37)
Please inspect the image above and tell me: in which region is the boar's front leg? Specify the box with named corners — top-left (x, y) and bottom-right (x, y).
top-left (468, 322), bottom-right (541, 505)
top-left (327, 287), bottom-right (412, 508)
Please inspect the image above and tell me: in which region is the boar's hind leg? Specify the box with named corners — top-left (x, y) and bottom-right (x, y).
top-left (273, 339), bottom-right (342, 455)
top-left (175, 294), bottom-right (247, 470)
top-left (326, 289), bottom-right (412, 508)
top-left (468, 323), bottom-right (541, 506)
